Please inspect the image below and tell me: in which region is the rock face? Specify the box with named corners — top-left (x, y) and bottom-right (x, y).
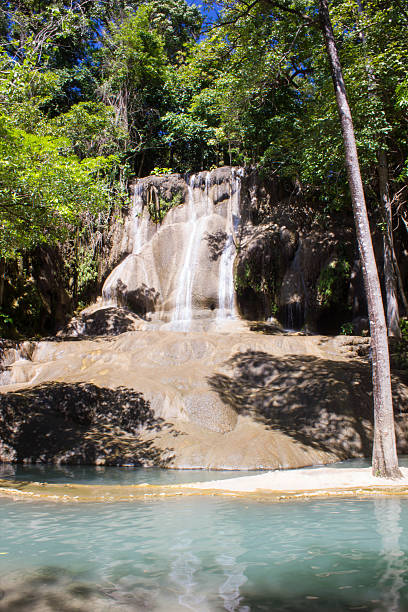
top-left (1, 330), bottom-right (407, 468)
top-left (235, 171), bottom-right (360, 332)
top-left (68, 166), bottom-right (362, 336)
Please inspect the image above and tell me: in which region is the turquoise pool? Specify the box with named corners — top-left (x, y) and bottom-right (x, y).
top-left (0, 463), bottom-right (407, 611)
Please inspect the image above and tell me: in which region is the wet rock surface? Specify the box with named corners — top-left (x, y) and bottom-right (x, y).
top-left (95, 166), bottom-right (360, 334)
top-left (101, 167), bottom-right (243, 328)
top-left (1, 330), bottom-right (407, 469)
top-left (0, 382), bottom-right (173, 466)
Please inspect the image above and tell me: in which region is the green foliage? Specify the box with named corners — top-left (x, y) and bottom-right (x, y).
top-left (1, 0), bottom-right (407, 335)
top-left (1, 0), bottom-right (407, 190)
top-left (317, 259), bottom-right (351, 308)
top-left (150, 167), bottom-right (173, 175)
top-left (0, 43), bottom-right (126, 260)
top-left (52, 102), bottom-right (127, 158)
top-left (340, 322), bottom-right (354, 336)
top-left (0, 113), bottom-right (118, 258)
top-left (98, 4), bottom-right (171, 168)
top-left (148, 191), bottom-right (183, 223)
top-left (0, 310), bottom-right (14, 337)
top-left (162, 111), bottom-right (217, 171)
top-left (400, 317), bottom-right (408, 342)
top-left (147, 0), bottom-right (202, 59)
top-left (102, 6), bottom-right (168, 92)
top-left (77, 246), bottom-right (98, 292)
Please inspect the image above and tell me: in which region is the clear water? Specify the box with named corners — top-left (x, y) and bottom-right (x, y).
top-left (3, 456), bottom-right (408, 485)
top-left (1, 462), bottom-right (408, 611)
top-left (0, 464), bottom-right (259, 486)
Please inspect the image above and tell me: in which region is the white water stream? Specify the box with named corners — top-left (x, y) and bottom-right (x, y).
top-left (216, 169), bottom-right (242, 321)
top-left (171, 175), bottom-right (215, 331)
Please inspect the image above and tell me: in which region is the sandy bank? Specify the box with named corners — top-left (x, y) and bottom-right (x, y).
top-left (2, 466), bottom-right (408, 503)
top-left (183, 466), bottom-right (408, 494)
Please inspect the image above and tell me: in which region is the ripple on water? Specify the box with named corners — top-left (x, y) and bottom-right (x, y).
top-left (1, 493), bottom-right (408, 611)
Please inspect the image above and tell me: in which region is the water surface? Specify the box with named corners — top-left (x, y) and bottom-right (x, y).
top-left (1, 482), bottom-right (408, 610)
top-left (1, 461), bottom-right (408, 610)
top-left (0, 464), bottom-right (259, 486)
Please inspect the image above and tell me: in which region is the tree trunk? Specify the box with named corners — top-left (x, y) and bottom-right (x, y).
top-left (0, 258), bottom-right (5, 307)
top-left (319, 0), bottom-right (401, 478)
top-left (378, 149), bottom-right (401, 338)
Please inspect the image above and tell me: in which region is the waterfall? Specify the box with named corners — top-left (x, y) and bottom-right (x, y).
top-left (217, 169), bottom-right (242, 320)
top-left (170, 175), bottom-right (210, 332)
top-left (101, 167), bottom-right (244, 330)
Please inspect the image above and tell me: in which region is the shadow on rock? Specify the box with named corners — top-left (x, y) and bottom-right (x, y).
top-left (249, 322), bottom-right (284, 335)
top-left (113, 280), bottom-right (160, 317)
top-left (208, 351), bottom-right (408, 459)
top-left (205, 230), bottom-right (227, 261)
top-left (0, 383), bottom-right (175, 466)
top-left (63, 306), bottom-right (143, 337)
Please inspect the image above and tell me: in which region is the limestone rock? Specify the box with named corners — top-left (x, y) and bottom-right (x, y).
top-left (1, 330), bottom-right (407, 469)
top-left (183, 390), bottom-right (238, 433)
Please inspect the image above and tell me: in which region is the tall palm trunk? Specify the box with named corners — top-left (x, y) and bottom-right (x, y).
top-left (319, 0), bottom-right (401, 478)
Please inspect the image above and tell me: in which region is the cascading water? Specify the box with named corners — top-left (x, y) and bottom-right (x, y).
top-left (100, 167), bottom-right (245, 330)
top-left (217, 169), bottom-right (243, 321)
top-left (170, 174), bottom-right (214, 331)
top-left (170, 178), bottom-right (198, 331)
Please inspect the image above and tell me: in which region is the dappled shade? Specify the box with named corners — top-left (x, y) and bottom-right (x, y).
top-left (62, 306), bottom-right (143, 336)
top-left (112, 281), bottom-right (160, 317)
top-left (208, 351), bottom-right (408, 459)
top-left (205, 230), bottom-right (228, 261)
top-left (0, 383), bottom-right (174, 466)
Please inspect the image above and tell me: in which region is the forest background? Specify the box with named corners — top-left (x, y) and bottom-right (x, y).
top-left (0, 0), bottom-right (407, 342)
